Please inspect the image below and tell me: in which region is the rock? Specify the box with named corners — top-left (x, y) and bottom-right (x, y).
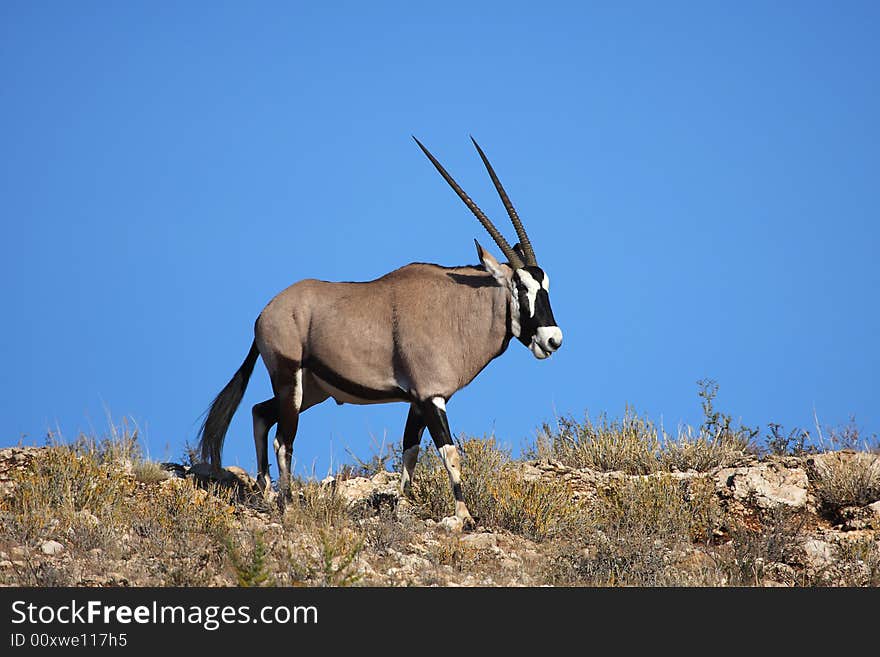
top-left (371, 471), bottom-right (391, 485)
top-left (333, 475), bottom-right (400, 513)
top-left (0, 560), bottom-right (12, 568)
top-left (398, 553), bottom-right (431, 571)
top-left (868, 501), bottom-right (880, 517)
top-left (188, 462), bottom-right (216, 478)
top-left (225, 465), bottom-right (253, 481)
top-left (461, 533), bottom-right (498, 551)
top-left (439, 516), bottom-right (465, 533)
top-left (500, 557), bottom-right (521, 571)
top-left (717, 462), bottom-right (811, 510)
top-left (161, 462), bottom-right (187, 478)
top-left (837, 505), bottom-right (878, 531)
top-left (674, 549), bottom-right (717, 574)
top-left (41, 540), bottom-right (64, 556)
top-left (803, 538), bottom-right (835, 568)
top-left (764, 561), bottom-right (796, 585)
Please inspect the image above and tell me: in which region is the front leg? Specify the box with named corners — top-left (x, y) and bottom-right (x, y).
top-left (420, 396), bottom-right (475, 529)
top-left (399, 403), bottom-right (425, 497)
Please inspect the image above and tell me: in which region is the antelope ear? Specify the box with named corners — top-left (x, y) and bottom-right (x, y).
top-left (475, 239), bottom-right (511, 286)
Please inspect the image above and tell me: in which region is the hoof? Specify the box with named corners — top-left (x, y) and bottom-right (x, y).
top-left (439, 515), bottom-right (465, 532)
top-left (275, 489), bottom-right (292, 513)
top-left (439, 514), bottom-right (476, 533)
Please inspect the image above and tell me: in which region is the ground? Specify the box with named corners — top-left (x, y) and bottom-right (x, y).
top-left (1, 431), bottom-right (878, 587)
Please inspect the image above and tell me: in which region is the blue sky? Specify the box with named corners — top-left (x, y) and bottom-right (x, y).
top-left (2, 2), bottom-right (877, 477)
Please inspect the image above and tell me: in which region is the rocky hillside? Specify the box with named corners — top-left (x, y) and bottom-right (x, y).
top-left (1, 439), bottom-right (878, 587)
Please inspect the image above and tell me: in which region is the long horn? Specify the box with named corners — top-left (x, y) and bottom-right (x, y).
top-left (470, 136), bottom-right (536, 266)
top-left (413, 136), bottom-right (524, 269)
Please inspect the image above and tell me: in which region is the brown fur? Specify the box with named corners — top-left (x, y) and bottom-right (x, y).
top-left (255, 262), bottom-right (512, 404)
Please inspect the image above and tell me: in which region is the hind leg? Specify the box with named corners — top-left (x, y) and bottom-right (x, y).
top-left (273, 368), bottom-right (303, 507)
top-left (252, 398), bottom-right (278, 494)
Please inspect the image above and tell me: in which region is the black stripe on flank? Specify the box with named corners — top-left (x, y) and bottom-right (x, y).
top-left (305, 356), bottom-right (409, 402)
top-left (452, 483), bottom-right (464, 502)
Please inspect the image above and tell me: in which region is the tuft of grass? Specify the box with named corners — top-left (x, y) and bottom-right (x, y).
top-left (2, 445), bottom-right (136, 545)
top-left (529, 382), bottom-right (756, 474)
top-left (408, 437), bottom-right (576, 540)
top-left (810, 451), bottom-right (880, 511)
top-left (659, 427), bottom-right (753, 472)
top-left (718, 505), bottom-right (809, 586)
top-left (483, 471), bottom-right (575, 540)
top-left (410, 444), bottom-right (457, 519)
top-left (132, 460), bottom-right (170, 484)
top-left (531, 409), bottom-right (662, 474)
top-left (548, 474), bottom-right (721, 586)
top-left (829, 537), bottom-right (880, 587)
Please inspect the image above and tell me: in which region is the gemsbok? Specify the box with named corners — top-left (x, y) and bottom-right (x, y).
top-left (197, 137), bottom-right (563, 527)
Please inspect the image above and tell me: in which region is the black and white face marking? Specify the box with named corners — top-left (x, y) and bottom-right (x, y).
top-left (512, 266), bottom-right (563, 360)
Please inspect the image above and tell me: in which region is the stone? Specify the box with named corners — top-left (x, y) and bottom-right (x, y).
top-left (225, 466), bottom-right (254, 484)
top-left (500, 557), bottom-right (521, 571)
top-left (439, 516), bottom-right (464, 533)
top-left (803, 538), bottom-right (835, 568)
top-left (717, 462), bottom-right (811, 510)
top-left (188, 462), bottom-right (216, 478)
top-left (460, 533), bottom-right (498, 550)
top-left (161, 462), bottom-right (187, 478)
top-left (371, 470), bottom-right (391, 485)
top-left (41, 540), bottom-right (64, 556)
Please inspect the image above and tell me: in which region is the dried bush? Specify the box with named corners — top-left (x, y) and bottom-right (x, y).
top-left (810, 451), bottom-right (880, 510)
top-left (549, 474), bottom-right (720, 586)
top-left (2, 446), bottom-right (135, 544)
top-left (717, 505), bottom-right (809, 586)
top-left (531, 409), bottom-right (661, 474)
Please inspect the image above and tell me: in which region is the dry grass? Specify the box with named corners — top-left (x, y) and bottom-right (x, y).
top-left (547, 474), bottom-right (722, 586)
top-left (2, 402), bottom-right (878, 588)
top-left (810, 451), bottom-right (880, 511)
top-left (531, 410), bottom-right (753, 475)
top-left (409, 437), bottom-right (578, 540)
top-left (718, 506), bottom-right (810, 586)
top-left (3, 445), bottom-right (136, 546)
top-left (529, 383), bottom-right (756, 474)
top-left (530, 410), bottom-right (662, 474)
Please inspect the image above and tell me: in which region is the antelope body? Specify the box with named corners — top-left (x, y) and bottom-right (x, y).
top-left (198, 138), bottom-right (562, 527)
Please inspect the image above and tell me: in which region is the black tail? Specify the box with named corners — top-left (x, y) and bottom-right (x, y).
top-left (197, 340), bottom-right (260, 468)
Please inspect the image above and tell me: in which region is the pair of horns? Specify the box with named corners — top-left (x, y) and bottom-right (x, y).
top-left (413, 136), bottom-right (536, 270)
